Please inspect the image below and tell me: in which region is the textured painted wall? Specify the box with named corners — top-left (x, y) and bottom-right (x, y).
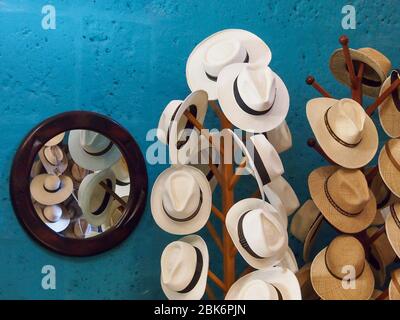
top-left (0, 0), bottom-right (399, 299)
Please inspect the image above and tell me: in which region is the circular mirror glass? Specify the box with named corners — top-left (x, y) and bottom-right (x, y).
top-left (10, 111), bottom-right (147, 256)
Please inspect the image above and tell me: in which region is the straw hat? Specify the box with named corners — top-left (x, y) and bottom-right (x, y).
top-left (161, 235), bottom-right (209, 300)
top-left (225, 267), bottom-right (301, 300)
top-left (295, 263), bottom-right (319, 300)
top-left (78, 169), bottom-right (117, 227)
top-left (30, 174), bottom-right (73, 205)
top-left (34, 204), bottom-right (70, 233)
top-left (290, 200), bottom-right (321, 243)
top-left (366, 226), bottom-right (397, 287)
top-left (45, 132), bottom-right (65, 147)
top-left (277, 247), bottom-right (299, 273)
top-left (307, 98), bottom-right (378, 169)
top-left (385, 203), bottom-right (400, 258)
top-left (226, 198), bottom-right (288, 269)
top-left (378, 138), bottom-right (400, 198)
top-left (218, 63), bottom-right (289, 133)
top-left (111, 157), bottom-right (130, 197)
top-left (330, 47), bottom-right (391, 97)
top-left (186, 29), bottom-right (272, 101)
top-left (166, 91), bottom-right (209, 165)
top-left (389, 269), bottom-right (400, 300)
top-left (379, 70), bottom-right (400, 138)
top-left (70, 163), bottom-right (90, 188)
top-left (38, 145), bottom-right (68, 175)
top-left (266, 176), bottom-right (299, 216)
top-left (264, 120), bottom-right (292, 154)
top-left (68, 130), bottom-right (121, 171)
top-left (309, 166), bottom-right (376, 234)
top-left (102, 196), bottom-right (127, 230)
top-left (303, 213), bottom-right (324, 262)
top-left (151, 165), bottom-right (212, 235)
top-left (311, 235), bottom-right (375, 300)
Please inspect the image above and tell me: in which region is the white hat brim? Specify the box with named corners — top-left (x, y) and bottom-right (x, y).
top-left (225, 267), bottom-right (301, 300)
top-left (276, 247), bottom-right (299, 273)
top-left (218, 64), bottom-right (289, 133)
top-left (68, 130), bottom-right (121, 171)
top-left (186, 29), bottom-right (272, 101)
top-left (30, 174), bottom-right (73, 205)
top-left (151, 165), bottom-right (212, 235)
top-left (226, 198), bottom-right (288, 269)
top-left (34, 204), bottom-right (70, 232)
top-left (161, 235), bottom-right (209, 300)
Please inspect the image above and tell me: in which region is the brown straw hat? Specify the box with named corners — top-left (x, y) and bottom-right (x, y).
top-left (295, 263), bottom-right (320, 300)
top-left (378, 139), bottom-right (400, 198)
top-left (366, 227), bottom-right (397, 287)
top-left (389, 269), bottom-right (400, 300)
top-left (379, 70), bottom-right (400, 138)
top-left (310, 235), bottom-right (375, 300)
top-left (303, 213), bottom-right (324, 262)
top-left (306, 98), bottom-right (378, 169)
top-left (385, 203), bottom-right (400, 258)
top-left (309, 166), bottom-right (376, 234)
top-left (290, 199), bottom-right (321, 243)
top-left (330, 47), bottom-right (391, 97)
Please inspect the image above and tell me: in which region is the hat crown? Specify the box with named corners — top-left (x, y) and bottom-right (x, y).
top-left (237, 65), bottom-right (276, 112)
top-left (162, 170), bottom-right (201, 218)
top-left (80, 130), bottom-right (111, 154)
top-left (327, 168), bottom-right (370, 214)
top-left (326, 236), bottom-right (365, 279)
top-left (44, 146), bottom-right (64, 165)
top-left (238, 279), bottom-right (279, 300)
top-left (327, 99), bottom-right (365, 145)
top-left (387, 138), bottom-right (400, 163)
top-left (44, 175), bottom-right (61, 192)
top-left (203, 39), bottom-right (247, 77)
top-left (71, 164), bottom-right (87, 181)
top-left (161, 241), bottom-right (197, 292)
top-left (43, 205), bottom-right (62, 222)
top-left (242, 208), bottom-right (286, 258)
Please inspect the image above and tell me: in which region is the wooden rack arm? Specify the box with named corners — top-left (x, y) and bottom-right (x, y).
top-left (99, 181), bottom-right (127, 208)
top-left (230, 245), bottom-right (238, 257)
top-left (205, 284), bottom-right (216, 300)
top-left (366, 77), bottom-right (400, 116)
top-left (352, 62), bottom-right (364, 105)
top-left (208, 270), bottom-right (226, 292)
top-left (228, 159), bottom-right (247, 190)
top-left (339, 35), bottom-right (357, 89)
top-left (208, 160), bottom-right (225, 186)
top-left (368, 225), bottom-right (386, 245)
top-left (209, 100), bottom-right (229, 124)
top-left (206, 221), bottom-right (223, 253)
top-left (307, 138), bottom-right (337, 165)
top-left (211, 204), bottom-right (225, 222)
top-left (306, 76), bottom-right (333, 98)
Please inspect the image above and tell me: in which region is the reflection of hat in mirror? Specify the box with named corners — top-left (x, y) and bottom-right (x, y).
top-left (34, 204), bottom-right (70, 232)
top-left (39, 145), bottom-right (68, 175)
top-left (71, 163), bottom-right (89, 183)
top-left (45, 132), bottom-right (65, 147)
top-left (73, 218), bottom-right (92, 239)
top-left (30, 174), bottom-right (73, 205)
top-left (112, 157), bottom-right (130, 197)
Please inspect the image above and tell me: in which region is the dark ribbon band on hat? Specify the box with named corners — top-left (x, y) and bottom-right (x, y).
top-left (92, 179), bottom-right (113, 216)
top-left (247, 138), bottom-right (271, 186)
top-left (390, 204), bottom-right (400, 229)
top-left (84, 141), bottom-right (114, 157)
top-left (324, 245), bottom-right (365, 281)
top-left (162, 191), bottom-right (203, 222)
top-left (307, 213), bottom-right (323, 243)
top-left (346, 61), bottom-right (382, 88)
top-left (177, 247), bottom-right (203, 294)
top-left (237, 211), bottom-right (263, 259)
top-left (384, 141), bottom-right (400, 172)
top-left (377, 188), bottom-right (392, 209)
top-left (166, 104), bottom-right (197, 150)
top-left (205, 52), bottom-right (249, 82)
top-left (323, 175), bottom-right (363, 217)
top-left (233, 77), bottom-right (276, 116)
top-left (116, 179), bottom-right (130, 187)
top-left (44, 183), bottom-right (62, 194)
top-left (324, 107), bottom-right (361, 148)
top-left (271, 284), bottom-right (283, 300)
top-left (391, 69), bottom-right (400, 112)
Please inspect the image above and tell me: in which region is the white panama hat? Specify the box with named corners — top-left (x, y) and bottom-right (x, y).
top-left (264, 120), bottom-right (293, 154)
top-left (111, 157), bottom-right (130, 197)
top-left (45, 132), bottom-right (65, 147)
top-left (225, 267), bottom-right (301, 300)
top-left (38, 145), bottom-right (68, 176)
top-left (34, 204), bottom-right (70, 233)
top-left (151, 165), bottom-right (212, 235)
top-left (186, 29), bottom-right (272, 101)
top-left (226, 198), bottom-right (288, 269)
top-left (68, 130), bottom-right (121, 171)
top-left (161, 235), bottom-right (209, 300)
top-left (277, 247), bottom-right (299, 273)
top-left (30, 174), bottom-right (73, 205)
top-left (266, 176), bottom-right (300, 216)
top-left (218, 63), bottom-right (289, 133)
top-left (78, 169), bottom-right (117, 227)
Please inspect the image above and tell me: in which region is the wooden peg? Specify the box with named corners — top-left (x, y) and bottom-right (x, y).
top-left (206, 221), bottom-right (223, 253)
top-left (339, 35), bottom-right (357, 89)
top-left (205, 284), bottom-right (217, 300)
top-left (228, 159), bottom-right (247, 190)
top-left (100, 181), bottom-right (127, 208)
top-left (306, 76), bottom-right (333, 98)
top-left (307, 138), bottom-right (337, 165)
top-left (353, 62), bottom-right (364, 105)
top-left (211, 204), bottom-right (225, 222)
top-left (366, 77), bottom-right (400, 116)
top-left (208, 270), bottom-right (226, 292)
top-left (209, 100), bottom-right (229, 124)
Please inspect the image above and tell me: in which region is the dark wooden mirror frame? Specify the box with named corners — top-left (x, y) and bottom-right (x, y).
top-left (10, 111), bottom-right (148, 257)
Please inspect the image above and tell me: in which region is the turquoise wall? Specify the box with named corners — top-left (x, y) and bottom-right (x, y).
top-left (0, 0), bottom-right (398, 299)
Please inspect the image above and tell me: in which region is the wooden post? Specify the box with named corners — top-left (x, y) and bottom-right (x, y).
top-left (366, 77), bottom-right (400, 116)
top-left (306, 76), bottom-right (333, 98)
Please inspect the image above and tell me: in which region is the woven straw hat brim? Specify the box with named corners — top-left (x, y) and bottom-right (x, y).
top-left (290, 199), bottom-right (321, 243)
top-left (161, 235), bottom-right (209, 300)
top-left (329, 48), bottom-right (389, 97)
top-left (186, 29), bottom-right (272, 101)
top-left (310, 248), bottom-right (375, 300)
top-left (366, 228), bottom-right (389, 287)
top-left (378, 146), bottom-right (400, 198)
top-left (389, 277), bottom-right (400, 300)
top-left (379, 76), bottom-right (400, 138)
top-left (308, 166), bottom-right (377, 234)
top-left (385, 210), bottom-right (400, 258)
top-left (30, 174), bottom-right (73, 206)
top-left (303, 213), bottom-right (324, 262)
top-left (307, 98), bottom-right (378, 169)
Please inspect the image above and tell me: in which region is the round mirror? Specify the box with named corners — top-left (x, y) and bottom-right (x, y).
top-left (10, 111), bottom-right (147, 256)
